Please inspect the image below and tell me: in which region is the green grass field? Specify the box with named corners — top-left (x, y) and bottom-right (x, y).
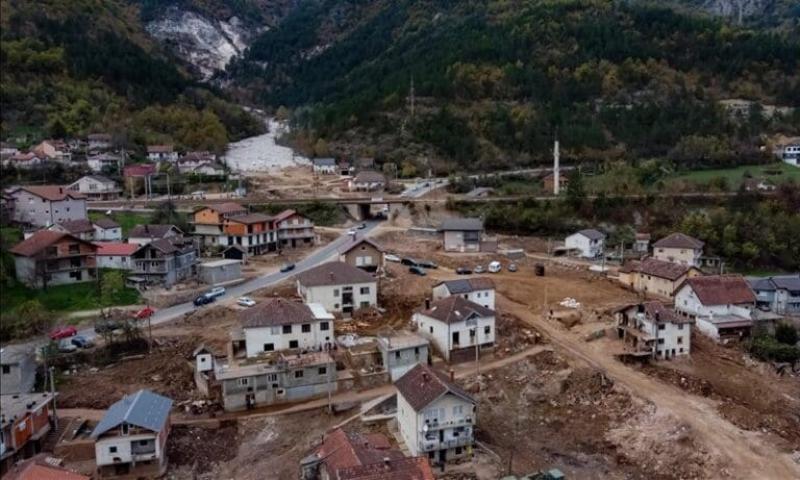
top-left (667, 162), bottom-right (800, 187)
top-left (88, 211), bottom-right (152, 236)
top-left (4, 279), bottom-right (140, 313)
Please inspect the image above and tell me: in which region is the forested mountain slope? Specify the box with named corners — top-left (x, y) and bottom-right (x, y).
top-left (0, 0), bottom-right (263, 152)
top-left (226, 0), bottom-right (800, 173)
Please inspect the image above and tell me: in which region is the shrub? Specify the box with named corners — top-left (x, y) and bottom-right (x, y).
top-left (750, 335), bottom-right (800, 363)
top-left (775, 323), bottom-right (798, 345)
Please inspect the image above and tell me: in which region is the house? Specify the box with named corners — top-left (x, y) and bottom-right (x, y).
top-left (0, 393), bottom-right (56, 474)
top-left (0, 142), bottom-right (18, 160)
top-left (209, 351), bottom-right (336, 412)
top-left (91, 390), bottom-right (172, 478)
top-left (395, 363), bottom-right (476, 464)
top-left (782, 144), bottom-right (799, 167)
top-left (412, 296), bottom-right (495, 363)
top-left (122, 163), bottom-right (157, 178)
top-left (3, 455), bottom-right (89, 480)
top-left (192, 202), bottom-right (248, 248)
top-left (10, 231), bottom-right (97, 288)
top-left (146, 145), bottom-right (177, 162)
top-left (87, 133), bottom-right (112, 151)
top-left (356, 157), bottom-right (375, 170)
top-left (193, 203), bottom-right (277, 254)
top-left (93, 217), bottom-right (122, 242)
top-left (127, 224), bottom-right (182, 246)
top-left (87, 153), bottom-right (123, 174)
top-left (652, 233), bottom-right (704, 267)
top-left (236, 298), bottom-right (335, 357)
top-left (222, 244), bottom-right (248, 263)
top-left (198, 259), bottom-right (242, 285)
top-left (432, 278), bottom-right (495, 310)
top-left (337, 161), bottom-right (353, 176)
top-left (748, 274), bottom-right (800, 314)
top-left (564, 229), bottom-right (605, 258)
top-left (130, 236), bottom-right (197, 287)
top-left (273, 209), bottom-right (315, 248)
top-left (32, 140), bottom-right (71, 163)
top-left (633, 233), bottom-right (651, 253)
top-left (337, 236), bottom-right (384, 272)
top-left (674, 275), bottom-right (756, 341)
top-left (8, 186), bottom-right (87, 227)
top-left (440, 218), bottom-right (483, 253)
top-left (0, 345), bottom-right (36, 395)
top-left (95, 242), bottom-right (138, 270)
top-left (189, 163), bottom-right (226, 176)
top-left (5, 153), bottom-right (43, 170)
top-left (176, 151), bottom-right (215, 173)
top-left (615, 302), bottom-right (693, 359)
top-left (299, 428), bottom-right (434, 480)
top-left (312, 157), bottom-right (337, 174)
top-left (67, 175), bottom-right (121, 200)
top-left (349, 171), bottom-right (386, 192)
top-left (542, 172), bottom-right (568, 193)
top-left (376, 333), bottom-right (430, 381)
top-left (296, 262), bottom-right (378, 314)
top-left (51, 219), bottom-right (96, 241)
top-left (617, 258), bottom-right (702, 299)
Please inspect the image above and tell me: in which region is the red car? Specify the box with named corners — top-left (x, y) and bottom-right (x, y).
top-left (49, 326), bottom-right (77, 340)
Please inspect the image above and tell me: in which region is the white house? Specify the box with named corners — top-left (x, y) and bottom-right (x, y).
top-left (93, 217), bottom-right (122, 241)
top-left (377, 332), bottom-right (430, 381)
top-left (238, 299), bottom-right (334, 358)
top-left (395, 363), bottom-right (476, 464)
top-left (615, 302), bottom-right (693, 359)
top-left (412, 296), bottom-right (495, 363)
top-left (51, 219), bottom-right (96, 241)
top-left (652, 233), bottom-right (704, 267)
top-left (432, 278), bottom-right (495, 310)
top-left (95, 242), bottom-right (138, 270)
top-left (296, 261), bottom-right (377, 314)
top-left (67, 175), bottom-right (121, 200)
top-left (782, 144), bottom-right (799, 167)
top-left (348, 171), bottom-right (386, 192)
top-left (87, 133), bottom-right (112, 151)
top-left (147, 145), bottom-right (178, 162)
top-left (91, 390), bottom-right (172, 478)
top-left (674, 275), bottom-right (756, 341)
top-left (564, 229), bottom-right (605, 258)
top-left (312, 157), bottom-right (337, 174)
top-left (9, 186), bottom-right (87, 227)
top-left (87, 153), bottom-right (123, 173)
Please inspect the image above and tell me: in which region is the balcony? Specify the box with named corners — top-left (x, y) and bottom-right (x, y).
top-left (419, 435), bottom-right (472, 452)
top-left (423, 417), bottom-right (473, 430)
top-left (279, 230), bottom-right (313, 239)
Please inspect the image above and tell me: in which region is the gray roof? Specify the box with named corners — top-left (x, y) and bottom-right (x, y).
top-left (749, 274), bottom-right (800, 293)
top-left (440, 218), bottom-right (483, 231)
top-left (85, 175), bottom-right (115, 185)
top-left (297, 261), bottom-right (376, 287)
top-left (436, 277), bottom-right (495, 294)
top-left (313, 157), bottom-right (336, 166)
top-left (93, 217), bottom-right (120, 229)
top-left (128, 224), bottom-right (181, 239)
top-left (576, 229), bottom-right (605, 240)
top-left (239, 298), bottom-right (318, 328)
top-left (91, 389), bottom-right (172, 438)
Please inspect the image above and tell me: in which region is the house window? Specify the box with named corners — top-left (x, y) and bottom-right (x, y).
top-left (453, 405), bottom-right (463, 416)
top-left (456, 447), bottom-right (463, 455)
top-left (678, 324), bottom-right (684, 330)
top-left (1, 365), bottom-right (10, 374)
top-left (263, 343), bottom-right (274, 352)
top-left (282, 325), bottom-right (292, 334)
top-left (301, 324), bottom-right (311, 333)
top-left (318, 367), bottom-right (327, 375)
top-left (320, 322), bottom-right (329, 331)
top-left (121, 424), bottom-right (129, 435)
top-left (484, 326), bottom-right (491, 335)
top-left (139, 440), bottom-right (149, 446)
top-left (677, 337), bottom-right (683, 344)
top-left (267, 374), bottom-right (277, 382)
top-left (289, 340), bottom-right (299, 349)
top-left (294, 370), bottom-right (304, 378)
top-left (657, 338), bottom-right (664, 344)
top-left (429, 326), bottom-right (434, 334)
top-left (334, 304), bottom-right (340, 309)
top-left (658, 324), bottom-right (665, 330)
top-left (239, 378), bottom-right (249, 386)
top-left (109, 446), bottom-right (117, 453)
top-left (395, 351), bottom-right (401, 359)
top-left (360, 287), bottom-right (370, 294)
top-left (333, 289), bottom-right (340, 297)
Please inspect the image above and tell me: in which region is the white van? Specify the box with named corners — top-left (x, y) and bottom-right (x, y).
top-left (488, 261), bottom-right (502, 273)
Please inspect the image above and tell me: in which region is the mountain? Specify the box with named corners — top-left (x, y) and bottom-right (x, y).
top-left (225, 0), bottom-right (800, 173)
top-left (0, 0), bottom-right (263, 152)
top-left (656, 0), bottom-right (800, 30)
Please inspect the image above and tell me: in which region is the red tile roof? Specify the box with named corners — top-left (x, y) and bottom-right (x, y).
top-left (395, 363), bottom-right (474, 412)
top-left (123, 164), bottom-right (157, 177)
top-left (204, 202), bottom-right (246, 215)
top-left (339, 457), bottom-right (434, 480)
top-left (10, 231), bottom-right (96, 257)
top-left (15, 186), bottom-right (85, 201)
top-left (271, 209), bottom-right (299, 223)
top-left (4, 460), bottom-right (89, 480)
top-left (653, 232), bottom-right (704, 249)
top-left (681, 275), bottom-right (756, 306)
top-left (94, 242), bottom-right (139, 256)
top-left (635, 258), bottom-right (694, 281)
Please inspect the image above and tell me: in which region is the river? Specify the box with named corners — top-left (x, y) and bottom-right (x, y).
top-left (224, 118), bottom-right (310, 173)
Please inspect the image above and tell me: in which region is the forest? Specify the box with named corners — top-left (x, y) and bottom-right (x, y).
top-left (228, 0), bottom-right (800, 173)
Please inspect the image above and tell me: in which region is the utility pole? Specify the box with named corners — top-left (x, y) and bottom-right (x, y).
top-left (49, 366), bottom-right (58, 429)
top-left (553, 134), bottom-right (560, 196)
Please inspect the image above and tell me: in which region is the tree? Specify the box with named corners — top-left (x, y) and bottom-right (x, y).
top-left (313, 138), bottom-right (330, 157)
top-left (775, 323), bottom-right (798, 346)
top-left (99, 270), bottom-right (125, 318)
top-left (150, 200), bottom-right (188, 232)
top-left (566, 168), bottom-right (586, 209)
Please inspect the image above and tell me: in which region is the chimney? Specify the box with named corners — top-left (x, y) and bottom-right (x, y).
top-left (383, 457), bottom-right (390, 470)
top-left (59, 187), bottom-right (63, 194)
top-left (329, 272), bottom-right (334, 282)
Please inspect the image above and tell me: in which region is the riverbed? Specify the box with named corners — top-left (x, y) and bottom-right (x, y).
top-left (224, 118), bottom-right (310, 173)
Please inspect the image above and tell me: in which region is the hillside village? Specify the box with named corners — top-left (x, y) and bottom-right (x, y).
top-left (0, 130), bottom-right (798, 480)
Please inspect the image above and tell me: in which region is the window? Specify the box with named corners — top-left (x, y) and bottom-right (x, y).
top-left (429, 326), bottom-right (434, 334)
top-left (320, 322), bottom-right (329, 331)
top-left (294, 370), bottom-right (304, 378)
top-left (453, 405), bottom-right (463, 416)
top-left (1, 365), bottom-right (10, 374)
top-left (360, 287), bottom-right (370, 294)
top-left (239, 378), bottom-right (249, 386)
top-left (289, 340), bottom-right (299, 349)
top-left (301, 324), bottom-right (311, 333)
top-left (263, 343), bottom-right (274, 352)
top-left (657, 338), bottom-right (664, 344)
top-left (678, 324), bottom-right (684, 330)
top-left (414, 347), bottom-right (419, 356)
top-left (282, 325), bottom-right (292, 334)
top-left (395, 351), bottom-right (401, 359)
top-left (658, 324), bottom-right (665, 330)
top-left (677, 337), bottom-right (683, 344)
top-left (679, 348), bottom-right (684, 353)
top-left (139, 440), bottom-right (149, 446)
top-left (484, 326), bottom-right (491, 335)
top-left (121, 424), bottom-right (129, 435)
top-left (333, 289), bottom-right (340, 297)
top-left (455, 447), bottom-right (463, 455)
top-left (334, 304), bottom-right (340, 309)
top-left (109, 446), bottom-right (118, 453)
top-left (318, 367), bottom-right (327, 375)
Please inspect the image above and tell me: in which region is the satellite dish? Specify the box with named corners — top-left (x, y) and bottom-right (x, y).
top-left (422, 423), bottom-right (429, 433)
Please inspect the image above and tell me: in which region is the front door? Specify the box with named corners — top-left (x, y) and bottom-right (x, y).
top-left (438, 449), bottom-right (446, 464)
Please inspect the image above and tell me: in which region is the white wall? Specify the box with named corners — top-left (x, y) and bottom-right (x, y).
top-left (298, 281), bottom-right (377, 313)
top-left (94, 226), bottom-right (122, 241)
top-left (675, 286), bottom-right (753, 319)
top-left (639, 315), bottom-right (691, 357)
top-left (95, 432), bottom-right (159, 466)
top-left (565, 234), bottom-right (603, 258)
top-left (432, 285), bottom-right (495, 310)
top-left (653, 247), bottom-right (701, 267)
top-left (412, 313), bottom-right (495, 361)
top-left (244, 319), bottom-right (333, 357)
top-left (96, 255), bottom-right (132, 270)
top-left (397, 391), bottom-right (419, 456)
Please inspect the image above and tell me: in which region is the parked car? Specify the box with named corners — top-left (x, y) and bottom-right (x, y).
top-left (474, 265), bottom-right (485, 274)
top-left (347, 229), bottom-right (357, 236)
top-left (385, 253), bottom-right (401, 263)
top-left (508, 263), bottom-right (518, 272)
top-left (58, 338), bottom-right (78, 353)
top-left (488, 261), bottom-right (502, 273)
top-left (193, 295), bottom-right (214, 306)
top-left (401, 257), bottom-right (419, 266)
top-left (280, 263), bottom-right (296, 273)
top-left (237, 297), bottom-right (256, 307)
top-left (409, 266), bottom-right (427, 276)
top-left (357, 222), bottom-right (367, 229)
top-left (206, 286), bottom-right (226, 298)
top-left (95, 319), bottom-right (124, 334)
top-left (417, 260), bottom-right (438, 269)
top-left (49, 326), bottom-right (77, 340)
top-left (71, 335), bottom-right (94, 349)
top-left (456, 267), bottom-right (472, 275)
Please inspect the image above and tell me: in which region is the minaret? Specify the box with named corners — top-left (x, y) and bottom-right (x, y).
top-left (553, 137), bottom-right (560, 196)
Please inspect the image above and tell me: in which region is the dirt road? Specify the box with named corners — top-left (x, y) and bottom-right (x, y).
top-left (499, 294), bottom-right (800, 480)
